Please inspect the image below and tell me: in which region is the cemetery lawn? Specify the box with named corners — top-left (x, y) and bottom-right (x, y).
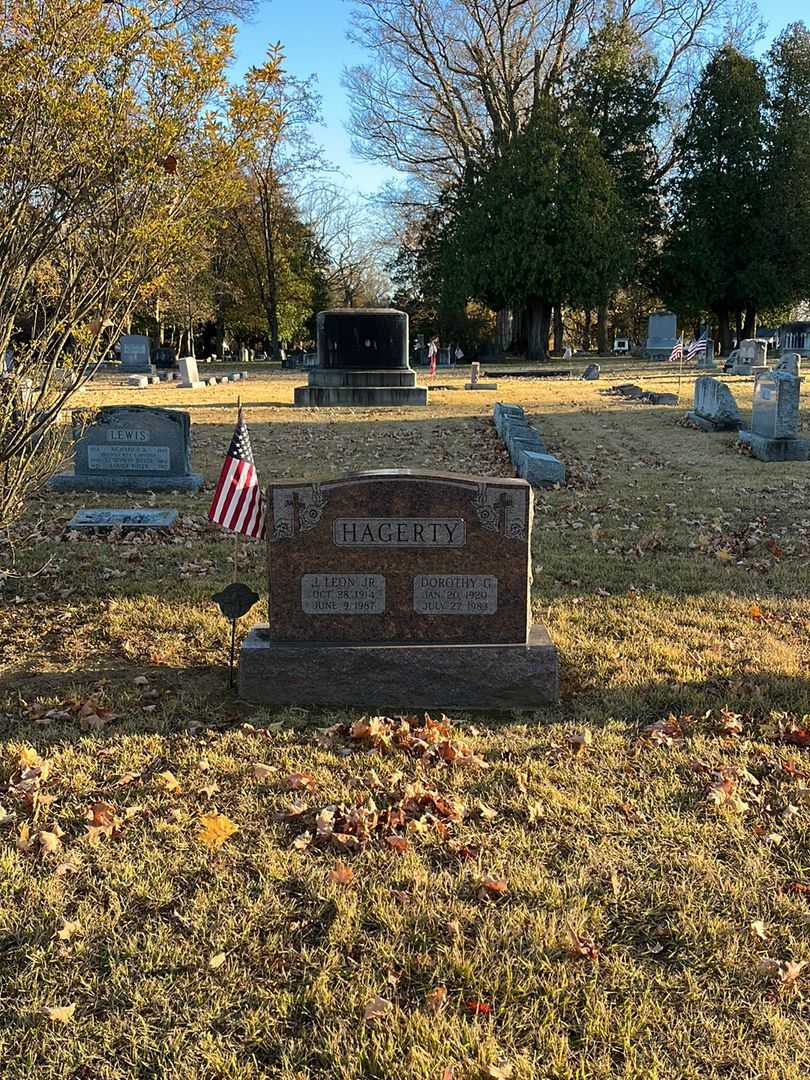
top-left (2, 362), bottom-right (809, 1080)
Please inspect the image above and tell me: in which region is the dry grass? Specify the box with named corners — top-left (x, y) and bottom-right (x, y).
top-left (1, 360), bottom-right (809, 1079)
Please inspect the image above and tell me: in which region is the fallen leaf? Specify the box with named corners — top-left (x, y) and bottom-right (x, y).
top-left (286, 772), bottom-right (316, 792)
top-left (567, 923), bottom-right (599, 961)
top-left (197, 813), bottom-right (238, 849)
top-left (750, 920), bottom-right (767, 941)
top-left (252, 762), bottom-right (275, 782)
top-left (385, 834), bottom-right (410, 853)
top-left (363, 994), bottom-right (393, 1021)
top-left (55, 918), bottom-right (81, 942)
top-left (465, 999), bottom-right (493, 1015)
top-left (157, 770), bottom-right (181, 793)
top-left (425, 985), bottom-right (447, 1014)
top-left (328, 861), bottom-right (354, 886)
top-left (42, 1004), bottom-right (76, 1023)
top-left (750, 603), bottom-right (763, 620)
top-left (39, 830), bottom-right (62, 856)
top-left (208, 952), bottom-right (227, 970)
top-left (478, 878), bottom-right (508, 901)
top-left (567, 729), bottom-right (592, 753)
top-left (484, 1065), bottom-right (513, 1080)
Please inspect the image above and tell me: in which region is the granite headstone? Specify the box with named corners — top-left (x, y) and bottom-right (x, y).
top-left (67, 509), bottom-right (178, 531)
top-left (50, 405), bottom-right (203, 492)
top-left (239, 470), bottom-right (558, 708)
top-left (686, 377), bottom-right (742, 431)
top-left (119, 335), bottom-right (152, 373)
top-left (644, 312), bottom-right (678, 359)
top-left (738, 369), bottom-right (809, 461)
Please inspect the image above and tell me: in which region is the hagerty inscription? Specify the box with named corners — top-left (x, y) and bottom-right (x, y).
top-left (333, 517), bottom-right (465, 547)
top-left (413, 574), bottom-right (498, 615)
top-left (301, 573), bottom-right (385, 615)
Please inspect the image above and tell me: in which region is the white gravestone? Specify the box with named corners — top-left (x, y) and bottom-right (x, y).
top-left (178, 356), bottom-right (204, 389)
top-left (738, 369), bottom-right (809, 461)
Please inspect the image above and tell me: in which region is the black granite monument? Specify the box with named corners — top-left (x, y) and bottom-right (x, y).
top-left (294, 308), bottom-right (428, 407)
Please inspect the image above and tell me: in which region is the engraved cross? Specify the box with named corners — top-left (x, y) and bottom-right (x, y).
top-left (286, 491), bottom-right (305, 535)
top-left (493, 492), bottom-right (513, 536)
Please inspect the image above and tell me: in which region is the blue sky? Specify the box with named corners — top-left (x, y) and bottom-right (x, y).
top-left (233, 0), bottom-right (808, 196)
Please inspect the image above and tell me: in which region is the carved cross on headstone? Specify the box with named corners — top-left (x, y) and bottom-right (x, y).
top-left (287, 491), bottom-right (305, 535)
top-left (493, 491), bottom-right (513, 536)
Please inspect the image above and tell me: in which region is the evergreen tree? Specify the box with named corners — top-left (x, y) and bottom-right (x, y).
top-left (660, 47), bottom-right (769, 352)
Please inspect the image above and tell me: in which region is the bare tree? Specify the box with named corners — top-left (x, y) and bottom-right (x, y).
top-left (344, 0), bottom-right (763, 189)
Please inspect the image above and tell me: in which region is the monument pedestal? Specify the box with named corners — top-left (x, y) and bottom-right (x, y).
top-left (239, 624), bottom-right (558, 709)
top-left (50, 472), bottom-right (202, 492)
top-left (738, 430), bottom-right (810, 461)
top-left (294, 368), bottom-right (427, 407)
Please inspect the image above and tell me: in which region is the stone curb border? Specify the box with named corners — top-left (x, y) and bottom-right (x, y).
top-left (493, 403), bottom-right (565, 487)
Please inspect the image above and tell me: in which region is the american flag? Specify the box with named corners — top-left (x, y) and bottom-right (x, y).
top-left (687, 329), bottom-right (709, 359)
top-left (208, 407), bottom-right (265, 539)
top-left (668, 336), bottom-right (684, 363)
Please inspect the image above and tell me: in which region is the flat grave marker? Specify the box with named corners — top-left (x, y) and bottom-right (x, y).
top-left (67, 509), bottom-right (178, 531)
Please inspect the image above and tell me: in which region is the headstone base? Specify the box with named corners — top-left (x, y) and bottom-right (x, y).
top-left (738, 431), bottom-right (810, 461)
top-left (685, 410), bottom-right (741, 432)
top-left (238, 624), bottom-right (559, 709)
top-left (178, 381), bottom-right (206, 390)
top-left (295, 369), bottom-right (428, 407)
top-left (464, 382), bottom-right (498, 390)
top-left (49, 472), bottom-right (203, 493)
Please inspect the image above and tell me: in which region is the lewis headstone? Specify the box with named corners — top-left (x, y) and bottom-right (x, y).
top-left (239, 470), bottom-right (558, 709)
top-left (49, 405), bottom-right (203, 492)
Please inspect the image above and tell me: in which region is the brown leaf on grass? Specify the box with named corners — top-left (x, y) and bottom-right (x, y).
top-left (750, 603), bottom-right (763, 620)
top-left (750, 920), bottom-right (767, 941)
top-left (328, 861), bottom-right (354, 886)
top-left (199, 783), bottom-right (220, 800)
top-left (478, 878), bottom-right (509, 901)
top-left (784, 728), bottom-right (810, 748)
top-left (385, 834), bottom-right (410, 853)
top-left (197, 813), bottom-right (238, 849)
top-left (39, 830), bottom-right (62, 856)
top-left (208, 952), bottom-right (227, 970)
top-left (42, 1003), bottom-right (76, 1023)
top-left (425, 985), bottom-right (447, 1014)
top-left (484, 1065), bottom-right (514, 1080)
top-left (252, 763), bottom-right (275, 782)
top-left (157, 770), bottom-right (181, 793)
top-left (55, 918), bottom-right (81, 942)
top-left (0, 804), bottom-right (15, 827)
top-left (363, 994), bottom-right (393, 1021)
top-left (706, 773), bottom-right (748, 813)
top-left (286, 771), bottom-right (316, 792)
top-left (567, 924), bottom-right (599, 962)
top-left (717, 708), bottom-right (744, 736)
top-left (465, 999), bottom-right (493, 1015)
top-left (757, 957), bottom-right (807, 984)
top-left (567, 729), bottom-right (592, 753)
top-left (114, 772), bottom-right (141, 787)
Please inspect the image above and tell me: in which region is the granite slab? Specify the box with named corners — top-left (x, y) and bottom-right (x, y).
top-left (67, 509), bottom-right (178, 531)
top-left (264, 470), bottom-right (533, 645)
top-left (238, 624), bottom-right (558, 709)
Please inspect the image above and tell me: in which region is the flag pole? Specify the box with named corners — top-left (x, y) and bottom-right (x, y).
top-left (676, 333), bottom-right (685, 404)
top-left (232, 395), bottom-right (241, 584)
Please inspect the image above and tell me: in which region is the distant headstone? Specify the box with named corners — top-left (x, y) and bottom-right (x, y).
top-left (581, 363), bottom-right (600, 381)
top-left (738, 369), bottom-right (809, 461)
top-left (644, 312), bottom-right (678, 359)
top-left (119, 335), bottom-right (152, 373)
top-left (697, 341), bottom-right (716, 369)
top-left (127, 375), bottom-right (148, 388)
top-left (776, 352), bottom-right (801, 376)
top-left (67, 509), bottom-right (178, 532)
top-left (2, 349), bottom-right (13, 373)
top-left (733, 339), bottom-right (767, 375)
top-left (178, 357), bottom-right (204, 388)
top-left (49, 405), bottom-right (203, 492)
top-left (239, 471), bottom-right (558, 708)
top-left (465, 360), bottom-right (497, 390)
top-left (686, 377), bottom-right (742, 431)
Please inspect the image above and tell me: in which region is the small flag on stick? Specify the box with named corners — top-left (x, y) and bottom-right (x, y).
top-left (687, 329), bottom-right (709, 359)
top-left (668, 335), bottom-right (684, 363)
top-left (208, 406), bottom-right (265, 539)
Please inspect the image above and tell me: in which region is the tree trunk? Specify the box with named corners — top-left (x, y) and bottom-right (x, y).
top-left (583, 309), bottom-right (592, 351)
top-left (734, 309), bottom-right (743, 348)
top-left (512, 308), bottom-right (526, 353)
top-left (743, 305), bottom-right (756, 339)
top-left (259, 183), bottom-right (280, 358)
top-left (717, 306), bottom-right (732, 355)
top-left (552, 305), bottom-right (563, 353)
top-left (596, 302), bottom-right (609, 354)
top-left (526, 296), bottom-right (550, 362)
top-left (495, 308), bottom-right (512, 352)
